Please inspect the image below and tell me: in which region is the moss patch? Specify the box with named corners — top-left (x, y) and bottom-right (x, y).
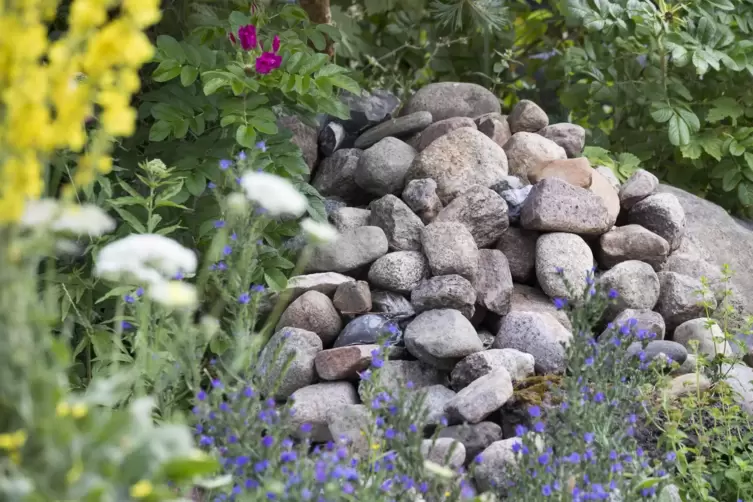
top-left (512, 374), bottom-right (563, 405)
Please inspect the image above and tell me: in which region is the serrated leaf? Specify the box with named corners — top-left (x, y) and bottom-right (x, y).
top-left (157, 35), bottom-right (186, 63)
top-left (650, 104), bottom-right (674, 123)
top-left (722, 169), bottom-right (742, 191)
top-left (677, 108), bottom-right (700, 132)
top-left (707, 97), bottom-right (743, 123)
top-left (668, 114), bottom-right (691, 146)
top-left (149, 120), bottom-right (172, 142)
top-left (235, 124), bottom-right (257, 148)
top-left (329, 74), bottom-right (361, 95)
top-left (203, 77), bottom-right (227, 96)
top-left (286, 52), bottom-right (305, 73)
top-left (680, 142), bottom-right (703, 159)
top-left (298, 53), bottom-right (329, 76)
top-left (264, 269), bottom-right (288, 292)
top-left (699, 135), bottom-right (724, 160)
top-left (180, 66), bottom-right (199, 86)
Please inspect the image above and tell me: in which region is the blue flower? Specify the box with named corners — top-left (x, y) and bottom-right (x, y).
top-left (528, 405), bottom-right (541, 418)
top-left (608, 289), bottom-right (619, 299)
top-left (256, 141), bottom-right (267, 152)
top-left (197, 390), bottom-right (207, 401)
top-left (300, 423), bottom-right (312, 433)
top-left (207, 181), bottom-right (217, 189)
top-left (585, 356), bottom-right (594, 366)
top-left (124, 293), bottom-right (136, 303)
top-left (219, 159), bottom-right (232, 170)
top-left (553, 297), bottom-right (567, 310)
top-left (515, 424), bottom-right (528, 436)
top-left (665, 451), bottom-right (677, 462)
top-left (538, 453), bottom-right (550, 465)
top-left (251, 284), bottom-right (265, 293)
top-left (584, 432), bottom-right (594, 443)
top-left (121, 320), bottom-right (133, 330)
top-left (261, 436), bottom-right (274, 448)
top-left (371, 349), bottom-right (384, 368)
top-left (214, 220), bottom-right (225, 228)
top-left (593, 392), bottom-right (605, 403)
top-left (223, 245), bottom-right (232, 256)
top-left (385, 428), bottom-right (396, 439)
top-left (238, 292), bottom-right (251, 304)
top-left (542, 485), bottom-right (552, 496)
top-left (281, 451), bottom-right (297, 462)
top-left (533, 421), bottom-right (545, 433)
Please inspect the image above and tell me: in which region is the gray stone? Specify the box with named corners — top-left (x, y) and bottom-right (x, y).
top-left (278, 115), bottom-right (318, 173)
top-left (371, 290), bottom-right (416, 318)
top-left (402, 82), bottom-right (501, 122)
top-left (477, 329), bottom-right (495, 349)
top-left (327, 404), bottom-right (371, 457)
top-left (626, 340), bottom-right (688, 365)
top-left (407, 127), bottom-right (509, 205)
top-left (496, 227), bottom-right (538, 283)
top-left (478, 116), bottom-right (512, 148)
top-left (421, 438), bottom-right (466, 468)
top-left (404, 309), bottom-right (483, 370)
top-left (672, 353), bottom-right (698, 376)
top-left (497, 185), bottom-right (532, 225)
top-left (358, 359), bottom-right (447, 400)
top-left (411, 275), bottom-right (476, 320)
top-left (307, 226), bottom-right (389, 273)
top-left (315, 344), bottom-right (378, 381)
top-left (473, 249), bottom-right (514, 316)
top-left (521, 177), bottom-right (612, 235)
top-left (589, 168), bottom-right (621, 227)
top-left (628, 193), bottom-right (686, 251)
top-left (450, 348), bottom-right (535, 391)
top-left (666, 373), bottom-right (711, 399)
top-left (437, 422), bottom-right (502, 465)
top-left (619, 169), bottom-right (659, 209)
top-left (446, 366), bottom-right (514, 423)
top-left (318, 121), bottom-right (346, 157)
top-left (368, 251), bottom-right (430, 294)
top-left (493, 311), bottom-right (573, 374)
top-left (312, 149), bottom-right (368, 204)
top-left (529, 157), bottom-right (593, 188)
top-left (354, 137), bottom-right (417, 196)
top-left (330, 207), bottom-right (371, 233)
top-left (538, 123), bottom-right (586, 158)
top-left (503, 132), bottom-right (567, 182)
top-left (354, 111), bottom-right (433, 149)
top-left (657, 184), bottom-right (753, 316)
top-left (508, 100), bottom-right (549, 133)
top-left (258, 328), bottom-right (322, 398)
top-left (368, 195), bottom-right (424, 251)
top-left (333, 280), bottom-right (371, 315)
top-left (599, 260), bottom-right (660, 316)
top-left (434, 185), bottom-right (509, 248)
top-left (673, 318), bottom-right (733, 358)
top-left (417, 384), bottom-right (457, 425)
top-left (598, 224), bottom-right (670, 270)
top-left (286, 272), bottom-right (355, 300)
top-left (535, 232), bottom-right (594, 302)
top-left (334, 314), bottom-right (402, 348)
top-left (656, 272), bottom-right (716, 330)
top-left (277, 291), bottom-right (343, 346)
top-left (402, 178), bottom-right (443, 224)
top-left (611, 308), bottom-right (666, 340)
top-left (323, 198), bottom-right (347, 218)
top-left (596, 166), bottom-right (621, 190)
top-left (509, 284), bottom-right (572, 331)
top-left (474, 438), bottom-right (522, 492)
top-left (723, 363), bottom-right (753, 415)
top-left (337, 89), bottom-right (401, 135)
top-left (662, 253), bottom-right (725, 300)
top-left (413, 117), bottom-right (477, 151)
top-left (421, 221), bottom-right (479, 281)
top-left (289, 382), bottom-right (358, 442)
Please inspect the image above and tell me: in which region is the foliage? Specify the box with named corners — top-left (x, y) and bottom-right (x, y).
top-left (0, 222), bottom-right (218, 500)
top-left (559, 0), bottom-right (753, 217)
top-left (0, 0), bottom-right (161, 222)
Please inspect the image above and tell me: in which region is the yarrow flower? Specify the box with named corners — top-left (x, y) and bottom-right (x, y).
top-left (239, 171), bottom-right (307, 217)
top-left (22, 199), bottom-right (116, 237)
top-left (300, 218), bottom-right (338, 244)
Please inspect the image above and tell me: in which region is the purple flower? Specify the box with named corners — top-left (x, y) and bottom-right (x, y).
top-left (124, 293), bottom-right (136, 304)
top-left (219, 159), bottom-right (232, 170)
top-left (238, 24), bottom-right (257, 50)
top-left (584, 432), bottom-right (595, 443)
top-left (608, 289), bottom-right (619, 299)
top-left (256, 141), bottom-right (267, 152)
top-left (214, 220), bottom-right (225, 228)
top-left (371, 349), bottom-right (384, 368)
top-left (207, 181), bottom-right (216, 189)
top-left (223, 245), bottom-right (232, 256)
top-left (585, 356), bottom-right (594, 366)
top-left (300, 423), bottom-right (312, 433)
top-left (553, 297), bottom-right (567, 310)
top-left (255, 51), bottom-right (282, 74)
top-left (121, 320), bottom-right (133, 330)
top-left (542, 485), bottom-right (552, 496)
top-left (237, 151), bottom-right (247, 161)
top-left (665, 451), bottom-right (677, 462)
top-left (211, 379), bottom-right (222, 388)
top-left (261, 435), bottom-right (274, 448)
top-left (593, 392), bottom-right (605, 403)
top-left (251, 284), bottom-right (265, 293)
top-left (197, 390), bottom-right (207, 401)
top-left (515, 424), bottom-right (528, 437)
top-left (528, 405), bottom-right (541, 418)
top-left (533, 421), bottom-right (545, 433)
top-left (238, 292), bottom-right (251, 304)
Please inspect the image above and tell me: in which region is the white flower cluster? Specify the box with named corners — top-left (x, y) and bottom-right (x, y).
top-left (95, 234), bottom-right (199, 310)
top-left (22, 199), bottom-right (116, 237)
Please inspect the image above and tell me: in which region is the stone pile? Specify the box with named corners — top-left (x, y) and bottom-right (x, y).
top-left (272, 82), bottom-right (753, 484)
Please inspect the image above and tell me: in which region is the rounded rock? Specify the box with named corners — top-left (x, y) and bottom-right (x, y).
top-left (404, 309), bottom-right (484, 370)
top-left (535, 232), bottom-right (594, 302)
top-left (276, 291), bottom-right (343, 346)
top-left (368, 251), bottom-right (430, 294)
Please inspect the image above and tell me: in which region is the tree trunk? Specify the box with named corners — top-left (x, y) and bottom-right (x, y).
top-left (299, 0), bottom-right (334, 57)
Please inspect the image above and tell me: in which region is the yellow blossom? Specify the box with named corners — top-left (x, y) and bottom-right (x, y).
top-left (71, 403), bottom-right (88, 418)
top-left (56, 402), bottom-right (71, 417)
top-left (130, 480), bottom-right (154, 499)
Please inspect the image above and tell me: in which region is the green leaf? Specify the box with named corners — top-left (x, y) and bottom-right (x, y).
top-left (220, 115), bottom-right (240, 127)
top-left (680, 142), bottom-right (703, 159)
top-left (730, 140), bottom-right (746, 156)
top-left (95, 286), bottom-right (136, 304)
top-left (707, 97), bottom-right (743, 123)
top-left (668, 114), bottom-right (691, 146)
top-left (744, 152), bottom-right (753, 171)
top-left (184, 43), bottom-right (203, 67)
top-left (677, 108), bottom-right (700, 132)
top-left (249, 116), bottom-right (278, 135)
top-left (192, 114), bottom-right (206, 136)
top-left (186, 172), bottom-right (206, 196)
top-left (308, 29), bottom-right (327, 51)
top-left (152, 61), bottom-right (182, 82)
top-left (235, 124), bottom-right (257, 148)
top-left (203, 77), bottom-right (228, 96)
top-left (111, 207), bottom-right (146, 233)
top-left (173, 119), bottom-right (189, 139)
top-left (157, 35), bottom-right (186, 63)
top-left (315, 64), bottom-right (348, 77)
top-left (286, 52), bottom-right (305, 74)
top-left (329, 74), bottom-right (361, 95)
top-left (692, 51), bottom-right (710, 76)
top-left (738, 182), bottom-right (752, 206)
top-left (264, 269), bottom-right (288, 292)
top-left (699, 134), bottom-right (724, 160)
top-left (723, 169), bottom-right (742, 191)
top-left (161, 456), bottom-right (220, 480)
top-left (180, 66), bottom-right (199, 86)
top-left (650, 104), bottom-right (673, 123)
top-left (149, 120), bottom-right (172, 142)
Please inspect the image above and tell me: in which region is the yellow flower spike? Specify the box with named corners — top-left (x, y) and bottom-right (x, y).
top-left (123, 0), bottom-right (162, 27)
top-left (371, 443), bottom-right (380, 451)
top-left (71, 403), bottom-right (88, 418)
top-left (56, 402), bottom-right (71, 417)
top-left (10, 430), bottom-right (27, 449)
top-left (0, 434), bottom-right (13, 450)
top-left (130, 480), bottom-right (154, 499)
